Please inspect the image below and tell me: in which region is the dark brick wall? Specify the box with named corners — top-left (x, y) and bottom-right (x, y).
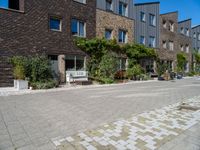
top-left (0, 0), bottom-right (96, 56)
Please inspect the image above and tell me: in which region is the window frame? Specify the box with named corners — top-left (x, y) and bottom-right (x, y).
top-left (106, 0), bottom-right (113, 12)
top-left (71, 18), bottom-right (86, 37)
top-left (119, 1), bottom-right (128, 17)
top-left (118, 29), bottom-right (127, 43)
top-left (105, 29), bottom-right (113, 40)
top-left (149, 36), bottom-right (156, 48)
top-left (149, 14), bottom-right (156, 27)
top-left (140, 12), bottom-right (146, 22)
top-left (49, 16), bottom-right (62, 32)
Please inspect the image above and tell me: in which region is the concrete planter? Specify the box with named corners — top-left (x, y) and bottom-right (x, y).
top-left (14, 80), bottom-right (28, 90)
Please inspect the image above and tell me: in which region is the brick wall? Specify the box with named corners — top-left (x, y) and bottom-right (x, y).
top-left (96, 9), bottom-right (134, 43)
top-left (0, 0), bottom-right (96, 56)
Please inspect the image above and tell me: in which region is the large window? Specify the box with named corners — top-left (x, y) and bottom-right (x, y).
top-left (169, 22), bottom-right (174, 32)
top-left (169, 41), bottom-right (174, 51)
top-left (163, 20), bottom-right (167, 28)
top-left (140, 36), bottom-right (145, 45)
top-left (198, 33), bottom-right (200, 41)
top-left (118, 30), bottom-right (127, 43)
top-left (186, 45), bottom-right (189, 53)
top-left (193, 32), bottom-right (196, 39)
top-left (162, 40), bottom-right (167, 49)
top-left (185, 28), bottom-right (190, 36)
top-left (181, 27), bottom-right (184, 34)
top-left (0, 0), bottom-right (23, 11)
top-left (140, 12), bottom-right (145, 22)
top-left (50, 17), bottom-right (61, 31)
top-left (65, 56), bottom-right (85, 71)
top-left (71, 19), bottom-right (86, 37)
top-left (180, 45), bottom-right (184, 51)
top-left (105, 29), bottom-right (112, 40)
top-left (149, 14), bottom-right (156, 26)
top-left (149, 36), bottom-right (156, 48)
top-left (106, 0), bottom-right (113, 11)
top-left (119, 2), bottom-right (127, 17)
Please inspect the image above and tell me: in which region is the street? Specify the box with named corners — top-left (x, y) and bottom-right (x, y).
top-left (0, 78), bottom-right (200, 150)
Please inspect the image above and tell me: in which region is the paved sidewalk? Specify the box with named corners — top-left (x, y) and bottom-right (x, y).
top-left (159, 123), bottom-right (200, 150)
top-left (55, 96), bottom-right (200, 150)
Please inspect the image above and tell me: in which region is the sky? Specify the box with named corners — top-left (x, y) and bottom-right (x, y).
top-left (135, 0), bottom-right (200, 26)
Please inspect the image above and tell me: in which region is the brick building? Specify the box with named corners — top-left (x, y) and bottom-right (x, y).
top-left (0, 0), bottom-right (96, 86)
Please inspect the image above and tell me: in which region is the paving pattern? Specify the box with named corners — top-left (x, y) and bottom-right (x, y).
top-left (54, 96), bottom-right (200, 150)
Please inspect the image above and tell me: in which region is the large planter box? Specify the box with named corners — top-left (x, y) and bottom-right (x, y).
top-left (14, 80), bottom-right (28, 90)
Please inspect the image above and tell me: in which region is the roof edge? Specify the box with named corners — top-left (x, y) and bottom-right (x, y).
top-left (160, 11), bottom-right (178, 15)
top-left (178, 18), bottom-right (192, 24)
top-left (135, 2), bottom-right (160, 6)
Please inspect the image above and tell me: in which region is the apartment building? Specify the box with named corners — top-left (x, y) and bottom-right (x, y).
top-left (192, 25), bottom-right (200, 53)
top-left (191, 25), bottom-right (200, 70)
top-left (96, 0), bottom-right (134, 44)
top-left (0, 0), bottom-right (96, 86)
top-left (134, 2), bottom-right (160, 72)
top-left (178, 19), bottom-right (192, 72)
top-left (158, 11), bottom-right (179, 72)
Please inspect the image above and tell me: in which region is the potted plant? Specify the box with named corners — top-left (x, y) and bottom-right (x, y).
top-left (10, 56), bottom-right (28, 90)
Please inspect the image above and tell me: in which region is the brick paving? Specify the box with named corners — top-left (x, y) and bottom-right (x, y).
top-left (55, 96), bottom-right (200, 150)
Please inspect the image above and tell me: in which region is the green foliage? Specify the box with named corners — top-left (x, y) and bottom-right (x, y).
top-left (11, 55), bottom-right (54, 89)
top-left (13, 65), bottom-right (25, 80)
top-left (177, 52), bottom-right (187, 72)
top-left (30, 79), bottom-right (59, 89)
top-left (156, 61), bottom-right (168, 76)
top-left (10, 56), bottom-right (26, 80)
top-left (99, 52), bottom-right (118, 80)
top-left (75, 38), bottom-right (155, 83)
top-left (27, 55), bottom-right (52, 82)
top-left (126, 64), bottom-right (143, 79)
top-left (123, 43), bottom-right (158, 65)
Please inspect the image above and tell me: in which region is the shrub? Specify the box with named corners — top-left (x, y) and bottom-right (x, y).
top-left (99, 77), bottom-right (114, 84)
top-left (13, 65), bottom-right (25, 80)
top-left (126, 64), bottom-right (143, 80)
top-left (177, 52), bottom-right (187, 73)
top-left (30, 79), bottom-right (59, 89)
top-left (98, 52), bottom-right (118, 80)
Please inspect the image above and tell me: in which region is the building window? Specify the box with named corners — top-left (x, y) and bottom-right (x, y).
top-left (169, 22), bottom-right (174, 32)
top-left (163, 20), bottom-right (167, 28)
top-left (149, 36), bottom-right (156, 48)
top-left (193, 32), bottom-right (196, 39)
top-left (162, 41), bottom-right (167, 49)
top-left (0, 0), bottom-right (24, 11)
top-left (50, 17), bottom-right (61, 31)
top-left (181, 27), bottom-right (184, 34)
top-left (65, 55), bottom-right (85, 71)
top-left (106, 0), bottom-right (113, 11)
top-left (140, 12), bottom-right (145, 22)
top-left (119, 2), bottom-right (127, 17)
top-left (186, 45), bottom-right (189, 53)
top-left (149, 14), bottom-right (156, 26)
top-left (185, 28), bottom-right (190, 36)
top-left (71, 19), bottom-right (86, 37)
top-left (198, 33), bottom-right (200, 41)
top-left (180, 45), bottom-right (184, 51)
top-left (73, 0), bottom-right (86, 4)
top-left (105, 29), bottom-right (112, 40)
top-left (118, 30), bottom-right (127, 43)
top-left (140, 36), bottom-right (145, 45)
top-left (169, 41), bottom-right (174, 51)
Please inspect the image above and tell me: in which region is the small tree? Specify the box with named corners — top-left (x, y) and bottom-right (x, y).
top-left (177, 52), bottom-right (187, 73)
top-left (99, 52), bottom-right (118, 80)
top-left (126, 64), bottom-right (143, 80)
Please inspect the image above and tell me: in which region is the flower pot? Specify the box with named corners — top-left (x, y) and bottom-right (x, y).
top-left (14, 80), bottom-right (28, 90)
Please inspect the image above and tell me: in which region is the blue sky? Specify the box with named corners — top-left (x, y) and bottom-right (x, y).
top-left (135, 0), bottom-right (200, 26)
